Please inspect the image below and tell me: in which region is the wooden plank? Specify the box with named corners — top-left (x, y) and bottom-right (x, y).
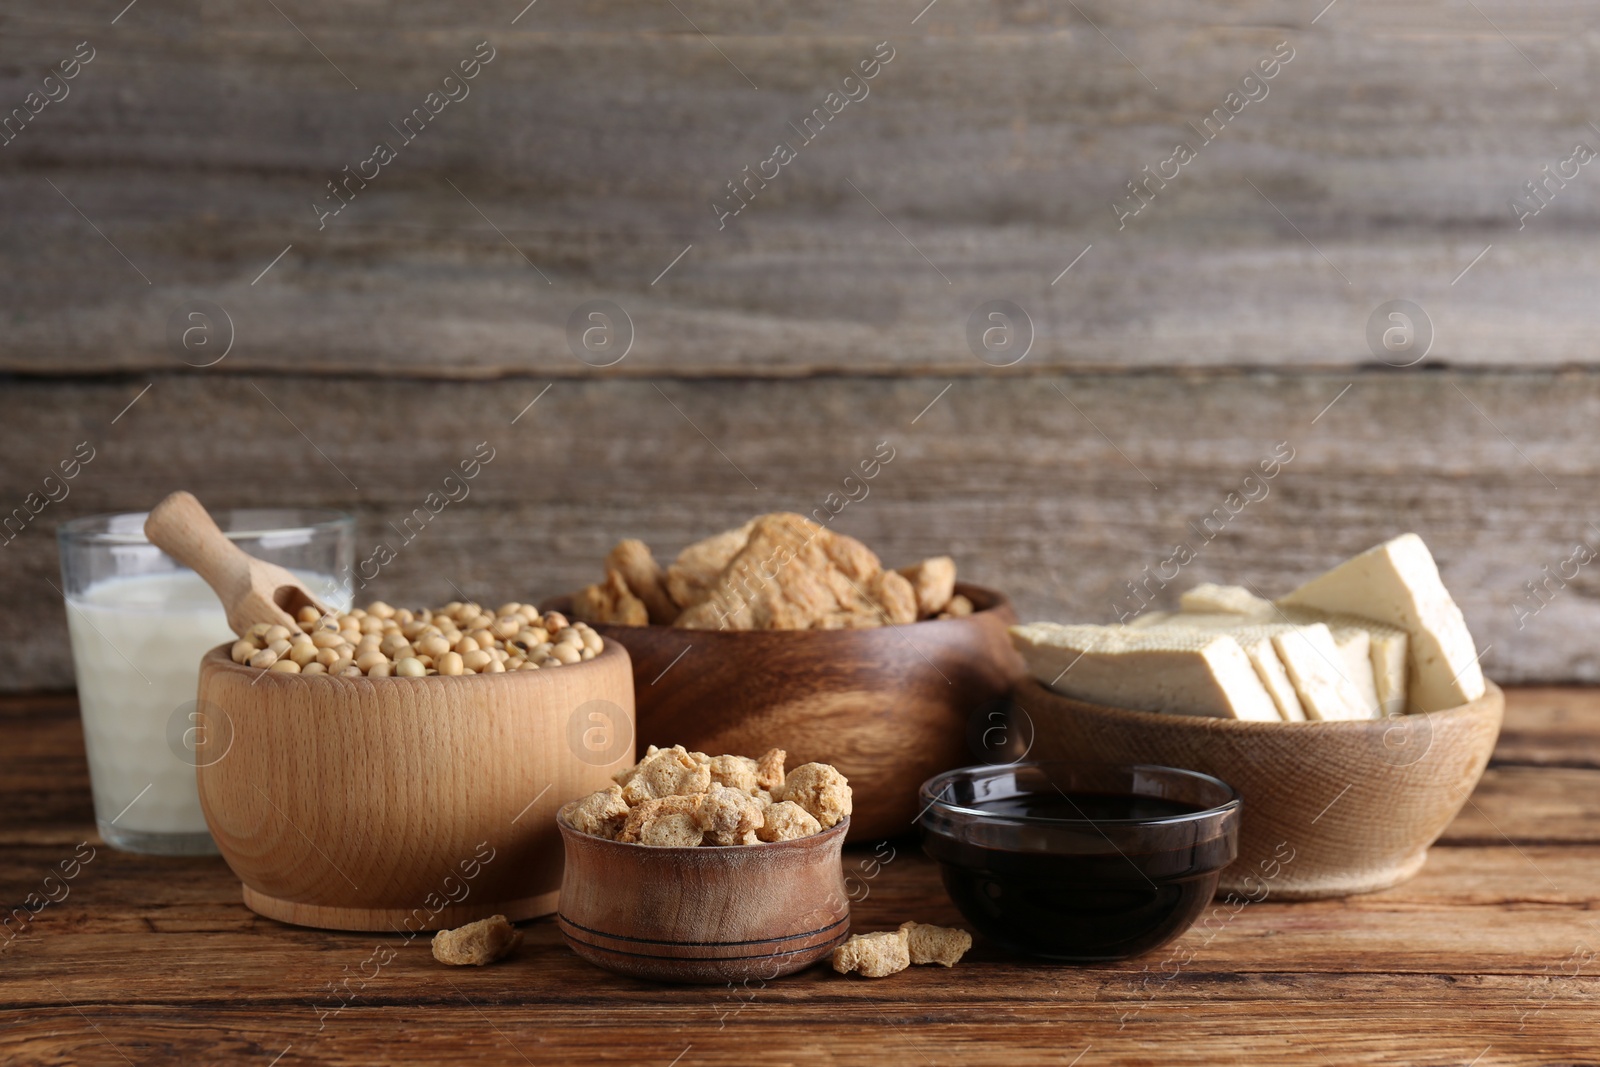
top-left (2, 1001), bottom-right (1595, 1067)
top-left (4, 370), bottom-right (1600, 690)
top-left (1495, 686), bottom-right (1600, 768)
top-left (4, 3), bottom-right (1600, 374)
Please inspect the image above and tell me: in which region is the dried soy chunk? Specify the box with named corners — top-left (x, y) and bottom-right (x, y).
top-left (697, 785), bottom-right (764, 845)
top-left (572, 570), bottom-right (649, 627)
top-left (756, 801), bottom-right (820, 843)
top-left (571, 745), bottom-right (840, 847)
top-left (831, 929), bottom-right (910, 978)
top-left (776, 763), bottom-right (852, 828)
top-left (900, 921), bottom-right (972, 967)
top-left (432, 915), bottom-right (522, 966)
top-left (606, 539), bottom-right (678, 625)
top-left (897, 556), bottom-right (958, 618)
top-left (937, 594), bottom-right (975, 619)
top-left (754, 747), bottom-right (787, 792)
top-left (619, 747), bottom-right (712, 805)
top-left (706, 754), bottom-right (760, 793)
top-left (868, 569), bottom-right (919, 625)
top-left (664, 520), bottom-right (757, 612)
top-left (618, 795), bottom-right (705, 847)
top-left (560, 784), bottom-right (631, 840)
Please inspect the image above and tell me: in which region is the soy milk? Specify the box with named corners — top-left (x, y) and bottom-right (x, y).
top-left (65, 570), bottom-right (341, 846)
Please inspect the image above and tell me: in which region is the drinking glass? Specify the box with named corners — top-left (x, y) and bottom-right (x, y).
top-left (58, 508), bottom-right (354, 854)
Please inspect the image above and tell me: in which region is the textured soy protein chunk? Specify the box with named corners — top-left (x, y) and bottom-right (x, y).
top-left (831, 929), bottom-right (911, 978)
top-left (900, 921), bottom-right (973, 967)
top-left (757, 801), bottom-right (821, 842)
top-left (432, 915), bottom-right (522, 966)
top-left (697, 785), bottom-right (765, 845)
top-left (573, 569), bottom-right (650, 628)
top-left (618, 795), bottom-right (705, 847)
top-left (777, 762), bottom-right (853, 828)
top-left (897, 556), bottom-right (958, 618)
top-left (619, 747), bottom-right (712, 805)
top-left (754, 747), bottom-right (787, 792)
top-left (706, 754), bottom-right (760, 793)
top-left (559, 784), bottom-right (631, 841)
top-left (566, 746), bottom-right (844, 846)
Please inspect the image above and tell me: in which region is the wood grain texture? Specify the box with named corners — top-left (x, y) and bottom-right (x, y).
top-left (1024, 678), bottom-right (1505, 899)
top-left (583, 584), bottom-right (1026, 841)
top-left (5, 370), bottom-right (1600, 691)
top-left (2, 1), bottom-right (1599, 375)
top-left (2, 688), bottom-right (1598, 1065)
top-left (194, 641), bottom-right (635, 931)
top-left (555, 816), bottom-right (850, 984)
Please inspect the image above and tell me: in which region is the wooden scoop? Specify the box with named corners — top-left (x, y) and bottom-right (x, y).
top-left (144, 491), bottom-right (331, 636)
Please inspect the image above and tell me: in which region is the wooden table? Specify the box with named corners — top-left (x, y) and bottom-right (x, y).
top-left (3, 689), bottom-right (1597, 1066)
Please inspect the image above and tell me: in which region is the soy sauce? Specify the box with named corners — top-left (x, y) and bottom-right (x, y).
top-left (921, 792), bottom-right (1232, 962)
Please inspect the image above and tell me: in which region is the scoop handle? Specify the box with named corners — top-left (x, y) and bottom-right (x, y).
top-left (144, 491), bottom-right (265, 628)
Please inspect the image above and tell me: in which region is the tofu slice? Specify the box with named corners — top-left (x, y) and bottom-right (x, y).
top-left (1009, 623), bottom-right (1281, 721)
top-left (1179, 583), bottom-right (1274, 616)
top-left (1278, 534), bottom-right (1484, 712)
top-left (1133, 615), bottom-right (1306, 722)
top-left (1328, 626), bottom-right (1380, 718)
top-left (1234, 631), bottom-right (1307, 722)
top-left (1126, 611), bottom-right (1174, 629)
top-left (1270, 623), bottom-right (1373, 721)
top-left (1279, 607), bottom-right (1409, 717)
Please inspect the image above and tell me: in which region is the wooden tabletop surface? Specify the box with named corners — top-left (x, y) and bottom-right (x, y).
top-left (3, 689), bottom-right (1597, 1066)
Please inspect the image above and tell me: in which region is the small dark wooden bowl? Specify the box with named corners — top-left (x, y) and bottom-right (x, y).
top-left (550, 583), bottom-right (1026, 841)
top-left (555, 816), bottom-right (850, 984)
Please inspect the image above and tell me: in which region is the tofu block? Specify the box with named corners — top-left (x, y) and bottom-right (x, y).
top-left (1180, 583), bottom-right (1274, 616)
top-left (1278, 534), bottom-right (1484, 712)
top-left (1271, 623), bottom-right (1372, 721)
top-left (1009, 623), bottom-right (1281, 722)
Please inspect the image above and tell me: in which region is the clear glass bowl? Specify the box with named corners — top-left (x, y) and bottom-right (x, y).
top-left (918, 761), bottom-right (1241, 962)
top-left (58, 508), bottom-right (354, 855)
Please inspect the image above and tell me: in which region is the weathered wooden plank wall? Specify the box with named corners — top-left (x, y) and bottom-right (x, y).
top-left (3, 1), bottom-right (1599, 688)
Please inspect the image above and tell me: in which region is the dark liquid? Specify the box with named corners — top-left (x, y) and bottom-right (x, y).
top-left (923, 792), bottom-right (1232, 962)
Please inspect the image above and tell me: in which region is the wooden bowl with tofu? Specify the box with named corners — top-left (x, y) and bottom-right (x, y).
top-left (1022, 678), bottom-right (1503, 900)
top-left (1015, 534), bottom-right (1505, 900)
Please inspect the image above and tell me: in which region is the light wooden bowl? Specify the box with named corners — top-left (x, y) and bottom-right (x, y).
top-left (556, 816), bottom-right (850, 984)
top-left (1020, 678), bottom-right (1504, 900)
top-left (562, 584), bottom-right (1027, 842)
top-left (194, 641), bottom-right (636, 931)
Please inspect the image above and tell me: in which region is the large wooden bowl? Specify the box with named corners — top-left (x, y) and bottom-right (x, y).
top-left (556, 816), bottom-right (850, 984)
top-left (566, 583), bottom-right (1026, 842)
top-left (1021, 678), bottom-right (1504, 900)
top-left (194, 641), bottom-right (635, 931)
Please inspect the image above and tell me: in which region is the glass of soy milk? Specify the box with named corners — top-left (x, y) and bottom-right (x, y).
top-left (58, 509), bottom-right (353, 854)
